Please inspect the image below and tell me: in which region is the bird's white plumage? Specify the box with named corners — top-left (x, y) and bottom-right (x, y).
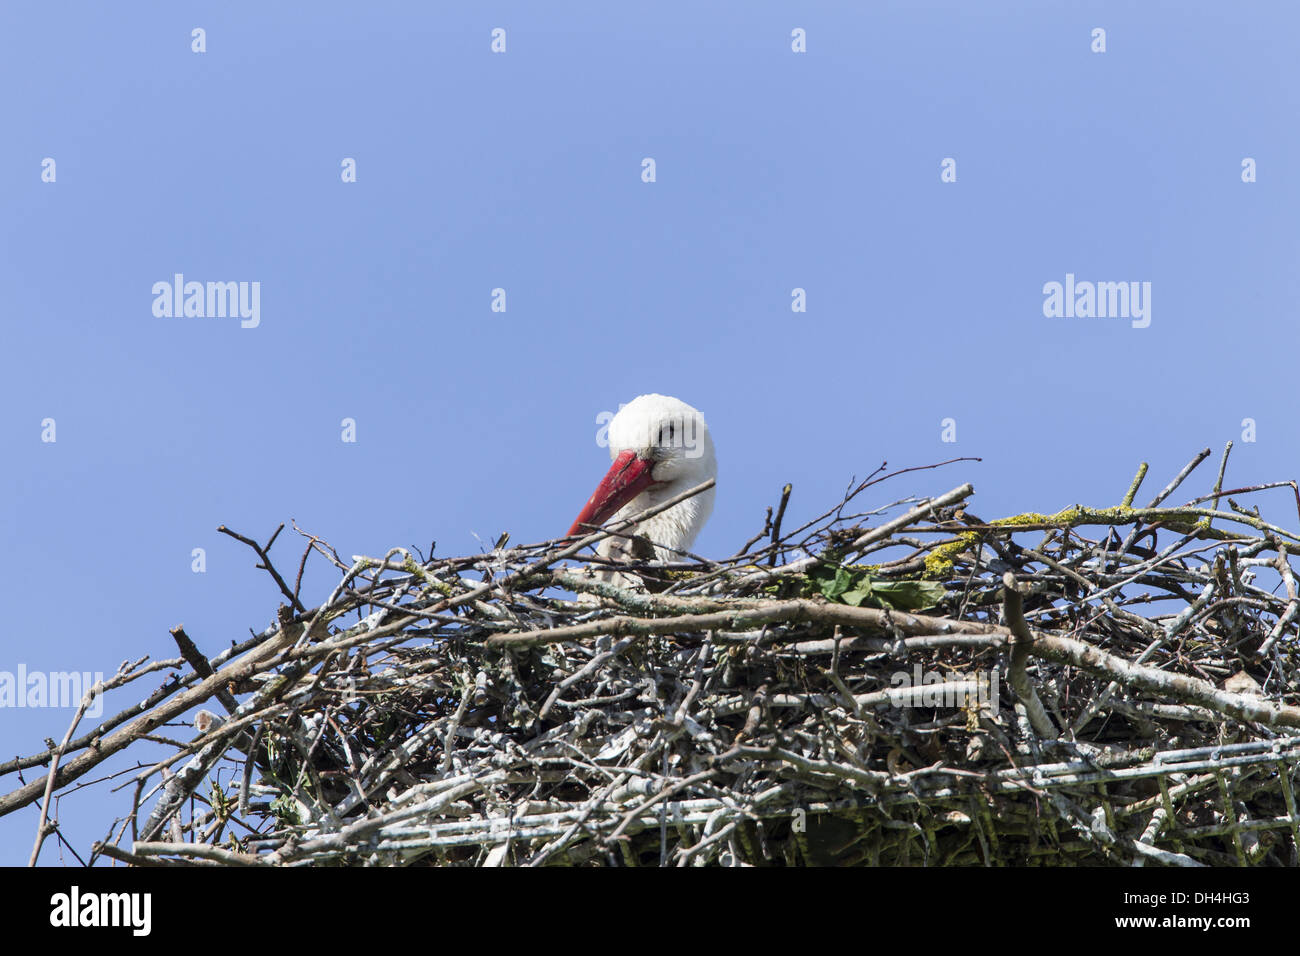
top-left (597, 393), bottom-right (717, 561)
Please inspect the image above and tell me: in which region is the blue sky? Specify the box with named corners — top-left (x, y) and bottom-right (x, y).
top-left (3, 2), bottom-right (1299, 864)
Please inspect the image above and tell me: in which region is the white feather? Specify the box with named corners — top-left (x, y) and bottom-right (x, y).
top-left (598, 393), bottom-right (717, 561)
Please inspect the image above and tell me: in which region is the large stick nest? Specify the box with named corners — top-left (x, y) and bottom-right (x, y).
top-left (7, 450), bottom-right (1300, 866)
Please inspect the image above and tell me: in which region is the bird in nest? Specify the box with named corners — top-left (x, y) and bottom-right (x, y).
top-left (566, 393), bottom-right (716, 593)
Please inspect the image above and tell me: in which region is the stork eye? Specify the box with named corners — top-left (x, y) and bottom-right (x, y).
top-left (658, 422), bottom-right (675, 446)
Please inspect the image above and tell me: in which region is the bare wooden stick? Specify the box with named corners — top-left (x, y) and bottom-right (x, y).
top-left (1000, 573), bottom-right (1059, 738)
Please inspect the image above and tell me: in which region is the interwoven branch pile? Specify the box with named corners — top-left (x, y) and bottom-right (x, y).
top-left (6, 449), bottom-right (1300, 866)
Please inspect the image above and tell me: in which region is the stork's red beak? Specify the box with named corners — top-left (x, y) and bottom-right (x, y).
top-left (567, 450), bottom-right (657, 537)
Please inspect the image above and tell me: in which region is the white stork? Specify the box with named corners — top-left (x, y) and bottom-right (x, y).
top-left (567, 394), bottom-right (716, 576)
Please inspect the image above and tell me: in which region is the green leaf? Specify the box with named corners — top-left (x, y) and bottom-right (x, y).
top-left (866, 579), bottom-right (946, 611)
top-left (809, 565), bottom-right (852, 601)
top-left (808, 561), bottom-right (944, 611)
top-left (839, 586), bottom-right (873, 607)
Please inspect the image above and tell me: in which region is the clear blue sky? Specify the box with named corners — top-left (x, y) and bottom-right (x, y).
top-left (3, 2), bottom-right (1299, 864)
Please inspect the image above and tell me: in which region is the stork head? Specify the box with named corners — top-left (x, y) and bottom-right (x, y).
top-left (566, 394), bottom-right (717, 554)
